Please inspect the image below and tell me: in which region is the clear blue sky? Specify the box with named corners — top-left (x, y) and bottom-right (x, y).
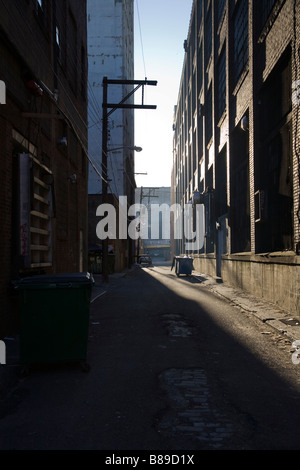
top-left (134, 0), bottom-right (193, 189)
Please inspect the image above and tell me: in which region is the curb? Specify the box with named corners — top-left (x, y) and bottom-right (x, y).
top-left (90, 268), bottom-right (133, 303)
top-left (192, 271), bottom-right (300, 342)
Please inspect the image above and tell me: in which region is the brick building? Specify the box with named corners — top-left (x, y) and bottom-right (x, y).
top-left (87, 0), bottom-right (135, 273)
top-left (0, 0), bottom-right (88, 337)
top-left (172, 0), bottom-right (300, 316)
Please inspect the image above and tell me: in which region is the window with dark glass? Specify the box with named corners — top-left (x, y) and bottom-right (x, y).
top-left (81, 45), bottom-right (86, 100)
top-left (217, 47), bottom-right (226, 120)
top-left (55, 0), bottom-right (67, 67)
top-left (260, 0), bottom-right (277, 29)
top-left (35, 0), bottom-right (48, 30)
top-left (217, 0), bottom-right (226, 25)
top-left (197, 43), bottom-right (203, 92)
top-left (68, 11), bottom-right (78, 94)
top-left (205, 86), bottom-right (212, 142)
top-left (55, 25), bottom-right (60, 59)
top-left (205, 6), bottom-right (212, 65)
top-left (233, 0), bottom-right (248, 84)
top-left (197, 0), bottom-right (202, 28)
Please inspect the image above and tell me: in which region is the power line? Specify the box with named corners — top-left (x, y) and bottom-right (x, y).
top-left (4, 0), bottom-right (112, 187)
top-left (136, 0), bottom-right (147, 80)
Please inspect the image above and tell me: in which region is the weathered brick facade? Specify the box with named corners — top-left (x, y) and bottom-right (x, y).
top-left (172, 0), bottom-right (300, 316)
top-left (0, 0), bottom-right (88, 336)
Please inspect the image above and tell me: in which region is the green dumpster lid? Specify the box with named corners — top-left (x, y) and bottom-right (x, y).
top-left (15, 272), bottom-right (94, 286)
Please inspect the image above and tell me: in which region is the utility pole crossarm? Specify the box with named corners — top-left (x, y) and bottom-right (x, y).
top-left (105, 104), bottom-right (157, 110)
top-left (102, 77), bottom-right (157, 118)
top-left (105, 79), bottom-right (157, 86)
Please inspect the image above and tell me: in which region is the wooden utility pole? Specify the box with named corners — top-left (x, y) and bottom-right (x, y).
top-left (102, 78), bottom-right (109, 282)
top-left (101, 77), bottom-right (157, 282)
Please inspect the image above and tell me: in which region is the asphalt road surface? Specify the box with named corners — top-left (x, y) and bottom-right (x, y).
top-left (0, 263), bottom-right (300, 451)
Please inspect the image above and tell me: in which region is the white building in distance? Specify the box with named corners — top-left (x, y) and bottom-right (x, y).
top-left (87, 0), bottom-right (135, 198)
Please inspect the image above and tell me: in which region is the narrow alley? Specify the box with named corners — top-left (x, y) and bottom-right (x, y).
top-left (0, 262), bottom-right (300, 451)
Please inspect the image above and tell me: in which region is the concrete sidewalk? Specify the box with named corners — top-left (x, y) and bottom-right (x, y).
top-left (138, 262), bottom-right (299, 342)
top-left (90, 270), bottom-right (131, 303)
top-left (191, 270), bottom-right (300, 342)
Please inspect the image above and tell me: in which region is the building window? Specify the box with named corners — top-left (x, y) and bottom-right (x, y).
top-left (36, 0), bottom-right (44, 12)
top-left (205, 6), bottom-right (212, 65)
top-left (197, 43), bottom-right (203, 93)
top-left (81, 148), bottom-right (86, 176)
top-left (217, 47), bottom-right (226, 121)
top-left (233, 0), bottom-right (248, 84)
top-left (217, 0), bottom-right (226, 25)
top-left (259, 49), bottom-right (292, 139)
top-left (198, 111), bottom-right (203, 161)
top-left (68, 11), bottom-right (78, 95)
top-left (260, 0), bottom-right (277, 29)
top-left (81, 44), bottom-right (86, 100)
top-left (56, 0), bottom-right (67, 68)
top-left (56, 25), bottom-right (60, 46)
top-left (35, 0), bottom-right (48, 31)
top-left (55, 25), bottom-right (60, 59)
top-left (197, 0), bottom-right (202, 28)
top-left (205, 86), bottom-right (212, 143)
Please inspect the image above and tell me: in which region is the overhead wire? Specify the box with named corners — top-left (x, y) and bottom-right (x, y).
top-left (4, 0), bottom-right (149, 215)
top-left (136, 0), bottom-right (147, 80)
top-left (4, 0), bottom-right (111, 187)
top-left (5, 0), bottom-right (86, 138)
top-left (80, 4), bottom-right (147, 200)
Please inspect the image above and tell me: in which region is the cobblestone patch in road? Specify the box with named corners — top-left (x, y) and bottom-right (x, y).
top-left (161, 314), bottom-right (196, 338)
top-left (157, 368), bottom-right (233, 449)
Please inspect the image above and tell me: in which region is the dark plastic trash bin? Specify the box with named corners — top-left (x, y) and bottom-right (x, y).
top-left (15, 272), bottom-right (94, 372)
top-left (172, 256), bottom-right (194, 276)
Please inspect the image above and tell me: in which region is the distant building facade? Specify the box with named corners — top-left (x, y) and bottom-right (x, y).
top-left (135, 187), bottom-right (171, 261)
top-left (87, 0), bottom-right (135, 272)
top-left (0, 0), bottom-right (88, 336)
top-left (172, 0), bottom-right (300, 316)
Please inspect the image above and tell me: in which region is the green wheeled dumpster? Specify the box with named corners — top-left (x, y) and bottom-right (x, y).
top-left (15, 272), bottom-right (94, 373)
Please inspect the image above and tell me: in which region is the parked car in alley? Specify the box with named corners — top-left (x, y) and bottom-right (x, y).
top-left (138, 255), bottom-right (153, 267)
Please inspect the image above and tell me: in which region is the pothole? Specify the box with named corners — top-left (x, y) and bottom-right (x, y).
top-left (161, 314), bottom-right (196, 338)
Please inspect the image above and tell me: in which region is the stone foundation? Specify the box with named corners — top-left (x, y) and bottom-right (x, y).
top-left (193, 253), bottom-right (300, 318)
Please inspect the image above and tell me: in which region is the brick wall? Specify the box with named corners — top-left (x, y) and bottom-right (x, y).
top-left (0, 0), bottom-right (88, 337)
top-left (292, 0), bottom-right (300, 250)
top-left (172, 0), bottom-right (300, 316)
